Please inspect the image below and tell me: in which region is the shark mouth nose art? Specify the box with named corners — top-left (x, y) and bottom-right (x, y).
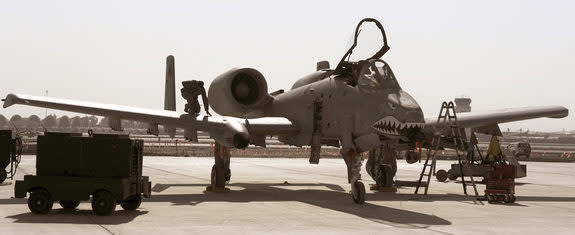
top-left (371, 116), bottom-right (424, 136)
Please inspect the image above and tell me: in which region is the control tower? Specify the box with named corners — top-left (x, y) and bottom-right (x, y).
top-left (454, 98), bottom-right (471, 113)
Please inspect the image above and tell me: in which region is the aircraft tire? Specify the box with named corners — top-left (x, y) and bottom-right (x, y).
top-left (352, 181), bottom-right (366, 204)
top-left (211, 165), bottom-right (226, 188)
top-left (225, 168), bottom-right (231, 182)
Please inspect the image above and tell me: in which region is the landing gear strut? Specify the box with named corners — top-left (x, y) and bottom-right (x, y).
top-left (366, 146), bottom-right (397, 190)
top-left (343, 148), bottom-right (365, 204)
top-left (208, 142), bottom-right (231, 191)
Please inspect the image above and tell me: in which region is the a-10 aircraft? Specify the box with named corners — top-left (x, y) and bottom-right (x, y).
top-left (2, 18), bottom-right (568, 204)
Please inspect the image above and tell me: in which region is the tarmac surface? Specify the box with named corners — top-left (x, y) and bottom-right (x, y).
top-left (1, 156), bottom-right (575, 234)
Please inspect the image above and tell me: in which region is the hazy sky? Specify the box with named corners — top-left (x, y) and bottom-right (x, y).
top-left (1, 0), bottom-right (573, 131)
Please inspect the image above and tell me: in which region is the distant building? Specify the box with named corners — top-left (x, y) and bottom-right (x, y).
top-left (58, 116), bottom-right (70, 128)
top-left (454, 98), bottom-right (471, 113)
top-left (42, 115), bottom-right (57, 128)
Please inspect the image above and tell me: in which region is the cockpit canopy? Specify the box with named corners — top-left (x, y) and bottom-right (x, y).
top-left (332, 18), bottom-right (399, 90)
top-left (356, 59), bottom-right (400, 90)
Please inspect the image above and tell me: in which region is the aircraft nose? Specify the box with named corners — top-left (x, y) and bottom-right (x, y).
top-left (387, 90), bottom-right (424, 123)
top-left (397, 90), bottom-right (420, 110)
top-left (387, 91), bottom-right (420, 109)
top-left (404, 110), bottom-right (424, 123)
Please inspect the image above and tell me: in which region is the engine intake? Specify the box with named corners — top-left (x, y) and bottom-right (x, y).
top-left (208, 68), bottom-right (271, 117)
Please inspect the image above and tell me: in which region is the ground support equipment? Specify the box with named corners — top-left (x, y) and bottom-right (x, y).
top-left (485, 164), bottom-right (516, 203)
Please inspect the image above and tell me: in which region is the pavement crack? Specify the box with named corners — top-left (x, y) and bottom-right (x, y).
top-left (143, 165), bottom-right (207, 181)
top-left (97, 224), bottom-right (116, 235)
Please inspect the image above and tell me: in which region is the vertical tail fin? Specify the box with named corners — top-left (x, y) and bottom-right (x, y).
top-left (164, 55), bottom-right (176, 138)
top-left (164, 55), bottom-right (176, 111)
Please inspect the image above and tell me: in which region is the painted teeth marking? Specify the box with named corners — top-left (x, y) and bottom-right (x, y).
top-left (371, 116), bottom-right (425, 136)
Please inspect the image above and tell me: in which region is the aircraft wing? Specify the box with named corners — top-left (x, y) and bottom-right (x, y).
top-left (2, 93), bottom-right (299, 148)
top-left (424, 105), bottom-right (569, 131)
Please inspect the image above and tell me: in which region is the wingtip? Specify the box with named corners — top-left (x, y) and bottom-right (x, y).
top-left (548, 105), bottom-right (569, 119)
top-left (2, 93), bottom-right (19, 108)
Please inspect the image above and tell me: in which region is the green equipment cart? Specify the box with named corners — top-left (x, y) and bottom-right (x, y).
top-left (14, 132), bottom-right (151, 215)
top-left (0, 130), bottom-right (21, 184)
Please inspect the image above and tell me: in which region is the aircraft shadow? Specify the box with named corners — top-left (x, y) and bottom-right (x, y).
top-left (150, 183), bottom-right (452, 227)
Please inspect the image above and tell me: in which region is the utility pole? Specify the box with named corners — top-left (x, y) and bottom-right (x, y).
top-left (45, 90), bottom-right (48, 118)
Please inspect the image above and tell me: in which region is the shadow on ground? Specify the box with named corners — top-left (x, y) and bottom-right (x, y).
top-left (149, 183), bottom-right (452, 228)
top-left (6, 209), bottom-right (148, 224)
top-left (3, 182), bottom-right (574, 227)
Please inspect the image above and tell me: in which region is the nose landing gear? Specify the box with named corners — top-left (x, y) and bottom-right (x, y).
top-left (351, 181), bottom-right (366, 204)
top-left (343, 148), bottom-right (366, 204)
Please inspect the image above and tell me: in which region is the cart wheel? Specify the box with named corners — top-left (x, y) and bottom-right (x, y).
top-left (59, 200), bottom-right (80, 209)
top-left (121, 195), bottom-right (142, 211)
top-left (92, 191), bottom-right (116, 216)
top-left (504, 194), bottom-right (512, 203)
top-left (487, 194), bottom-right (495, 204)
top-left (351, 181), bottom-right (366, 204)
top-left (510, 195), bottom-right (516, 203)
top-left (436, 170), bottom-right (448, 182)
top-left (28, 189), bottom-right (53, 214)
top-left (447, 169), bottom-right (457, 181)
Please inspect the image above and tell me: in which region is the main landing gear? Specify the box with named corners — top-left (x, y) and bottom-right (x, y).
top-left (343, 149), bottom-right (365, 204)
top-left (366, 147), bottom-right (396, 191)
top-left (207, 142), bottom-right (231, 192)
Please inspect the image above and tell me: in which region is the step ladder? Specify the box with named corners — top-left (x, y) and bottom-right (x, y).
top-left (415, 101), bottom-right (479, 196)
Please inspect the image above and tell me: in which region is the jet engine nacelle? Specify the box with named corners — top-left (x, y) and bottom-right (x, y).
top-left (208, 67), bottom-right (272, 118)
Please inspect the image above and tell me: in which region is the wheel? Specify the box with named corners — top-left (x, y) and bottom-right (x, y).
top-left (436, 169), bottom-right (448, 182)
top-left (28, 189), bottom-right (53, 214)
top-left (447, 169), bottom-right (457, 180)
top-left (59, 200), bottom-right (80, 209)
top-left (210, 165), bottom-right (226, 188)
top-left (504, 194), bottom-right (511, 203)
top-left (225, 168), bottom-right (231, 182)
top-left (0, 168), bottom-right (7, 183)
top-left (510, 195), bottom-right (516, 203)
top-left (211, 165), bottom-right (216, 185)
top-left (92, 191), bottom-right (116, 216)
top-left (351, 181), bottom-right (366, 204)
top-left (487, 194), bottom-right (495, 204)
top-left (121, 195), bottom-right (142, 211)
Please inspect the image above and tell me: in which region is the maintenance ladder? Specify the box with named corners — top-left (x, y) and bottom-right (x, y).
top-left (415, 101), bottom-right (479, 196)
